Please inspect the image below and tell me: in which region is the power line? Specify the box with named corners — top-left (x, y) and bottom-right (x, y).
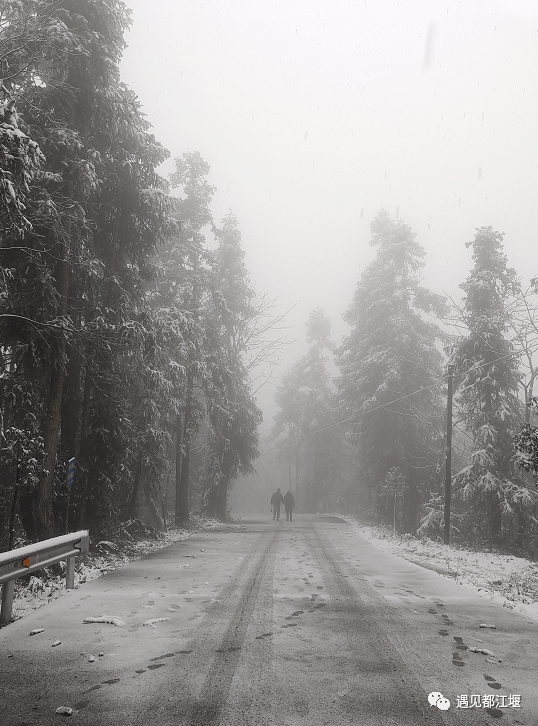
top-left (261, 383), bottom-right (438, 456)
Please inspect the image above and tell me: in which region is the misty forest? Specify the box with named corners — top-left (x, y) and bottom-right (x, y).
top-left (2, 0), bottom-right (538, 562)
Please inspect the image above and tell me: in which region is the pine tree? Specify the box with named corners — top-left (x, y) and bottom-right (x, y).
top-left (148, 151), bottom-right (216, 524)
top-left (336, 210), bottom-right (445, 531)
top-left (201, 212), bottom-right (261, 520)
top-left (0, 0), bottom-right (176, 538)
top-left (452, 227), bottom-right (528, 544)
top-left (272, 308), bottom-right (341, 512)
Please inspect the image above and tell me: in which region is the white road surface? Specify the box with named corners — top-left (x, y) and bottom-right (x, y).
top-left (1, 515), bottom-right (536, 725)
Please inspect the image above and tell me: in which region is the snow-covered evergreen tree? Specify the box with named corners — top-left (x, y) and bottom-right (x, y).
top-left (149, 151), bottom-right (216, 524)
top-left (336, 210), bottom-right (445, 531)
top-left (201, 212), bottom-right (261, 520)
top-left (272, 308), bottom-right (344, 512)
top-left (452, 226), bottom-right (532, 544)
top-left (0, 0), bottom-right (176, 538)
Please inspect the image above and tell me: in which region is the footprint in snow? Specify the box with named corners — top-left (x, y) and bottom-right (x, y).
top-left (484, 708), bottom-right (503, 718)
top-left (484, 675), bottom-right (503, 690)
top-left (150, 653), bottom-right (175, 661)
top-left (73, 700), bottom-right (90, 711)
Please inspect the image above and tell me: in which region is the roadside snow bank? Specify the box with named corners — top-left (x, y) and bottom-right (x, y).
top-left (346, 519), bottom-right (538, 622)
top-left (7, 516), bottom-right (223, 622)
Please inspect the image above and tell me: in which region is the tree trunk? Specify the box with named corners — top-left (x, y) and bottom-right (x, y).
top-left (75, 365), bottom-right (92, 529)
top-left (175, 412), bottom-right (183, 525)
top-left (216, 474), bottom-right (228, 521)
top-left (8, 458), bottom-right (22, 549)
top-left (288, 423), bottom-right (292, 490)
top-left (490, 493), bottom-right (502, 544)
top-left (0, 377), bottom-right (5, 446)
top-left (516, 503), bottom-right (525, 548)
top-left (177, 371), bottom-right (193, 524)
top-left (79, 366), bottom-right (92, 447)
top-left (37, 350), bottom-right (66, 539)
top-left (295, 439), bottom-right (299, 511)
top-left (36, 200), bottom-right (72, 539)
top-left (143, 480), bottom-right (163, 530)
top-left (61, 347), bottom-right (82, 459)
top-left (128, 457), bottom-right (143, 520)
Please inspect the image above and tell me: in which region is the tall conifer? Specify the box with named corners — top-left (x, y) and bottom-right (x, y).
top-left (453, 227), bottom-right (527, 543)
top-left (336, 210), bottom-right (445, 530)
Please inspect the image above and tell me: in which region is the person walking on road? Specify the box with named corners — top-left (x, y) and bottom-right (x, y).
top-left (271, 488), bottom-right (284, 520)
top-left (284, 490), bottom-right (295, 521)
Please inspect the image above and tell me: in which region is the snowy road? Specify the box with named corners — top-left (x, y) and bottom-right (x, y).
top-left (1, 516), bottom-right (537, 725)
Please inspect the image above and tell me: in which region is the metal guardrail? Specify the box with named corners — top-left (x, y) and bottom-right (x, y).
top-left (0, 530), bottom-right (89, 626)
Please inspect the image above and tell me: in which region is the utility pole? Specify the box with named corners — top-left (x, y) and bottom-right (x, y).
top-left (444, 364), bottom-right (454, 545)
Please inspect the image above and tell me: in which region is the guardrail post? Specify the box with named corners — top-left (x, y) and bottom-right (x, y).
top-left (66, 556), bottom-right (75, 589)
top-left (1, 579), bottom-right (15, 626)
top-left (0, 530), bottom-right (89, 627)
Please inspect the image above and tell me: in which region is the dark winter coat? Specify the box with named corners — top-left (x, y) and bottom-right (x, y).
top-left (271, 491), bottom-right (284, 509)
top-left (283, 492), bottom-right (295, 511)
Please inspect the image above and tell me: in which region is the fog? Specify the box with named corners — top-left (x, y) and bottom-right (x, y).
top-left (121, 0), bottom-right (538, 422)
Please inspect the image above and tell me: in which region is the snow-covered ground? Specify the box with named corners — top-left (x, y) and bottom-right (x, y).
top-left (6, 515), bottom-right (538, 626)
top-left (346, 518), bottom-right (538, 623)
top-left (7, 516), bottom-right (225, 621)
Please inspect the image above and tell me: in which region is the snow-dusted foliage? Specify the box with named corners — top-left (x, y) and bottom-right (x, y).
top-left (271, 308), bottom-right (346, 513)
top-left (148, 158), bottom-right (263, 525)
top-left (452, 227), bottom-right (537, 545)
top-left (336, 210), bottom-right (446, 532)
top-left (200, 212), bottom-right (262, 520)
top-left (0, 1), bottom-right (178, 544)
top-left (0, 103), bottom-right (45, 238)
top-left (515, 415), bottom-right (538, 480)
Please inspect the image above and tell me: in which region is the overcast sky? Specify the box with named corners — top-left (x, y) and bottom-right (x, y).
top-left (120, 0), bottom-right (538, 424)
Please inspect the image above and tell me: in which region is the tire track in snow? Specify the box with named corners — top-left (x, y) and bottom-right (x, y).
top-left (306, 521), bottom-right (447, 725)
top-left (183, 526), bottom-right (279, 725)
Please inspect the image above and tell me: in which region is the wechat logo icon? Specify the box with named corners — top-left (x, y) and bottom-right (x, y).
top-left (428, 692), bottom-right (451, 711)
